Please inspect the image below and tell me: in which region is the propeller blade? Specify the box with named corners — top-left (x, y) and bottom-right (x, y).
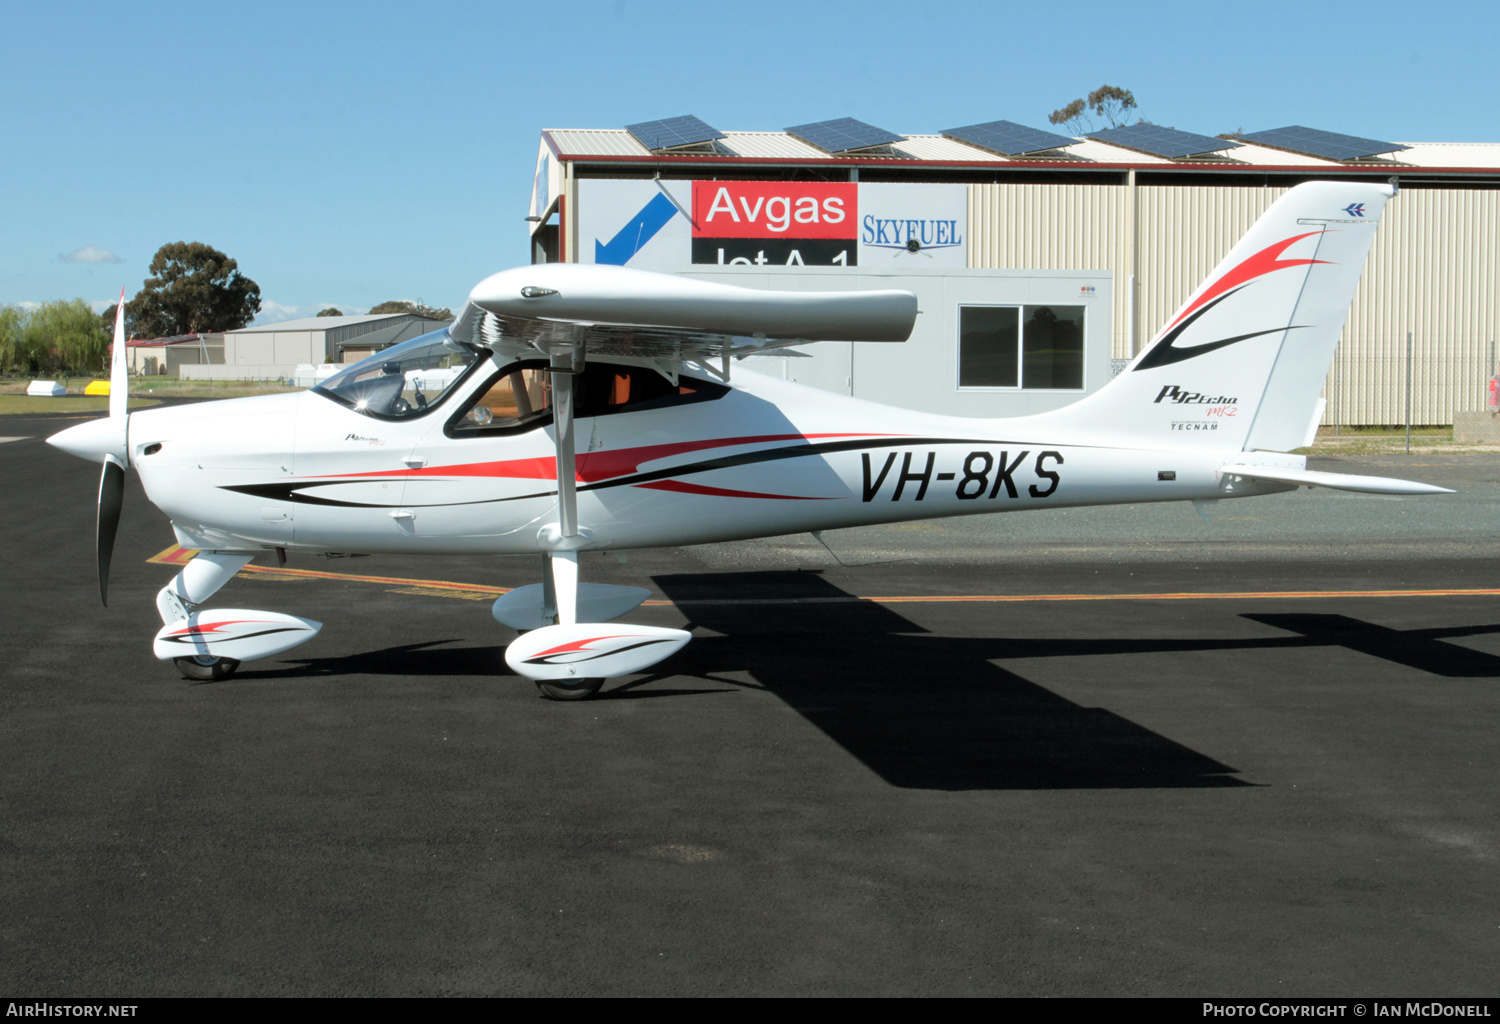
top-left (108, 287), bottom-right (128, 422)
top-left (97, 454), bottom-right (125, 606)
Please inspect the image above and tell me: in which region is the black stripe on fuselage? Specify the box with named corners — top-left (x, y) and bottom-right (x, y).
top-left (219, 436), bottom-right (1044, 509)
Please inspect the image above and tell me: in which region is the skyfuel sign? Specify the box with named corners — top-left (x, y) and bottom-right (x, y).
top-left (577, 180), bottom-right (966, 271)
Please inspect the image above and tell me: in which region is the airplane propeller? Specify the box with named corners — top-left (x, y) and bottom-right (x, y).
top-left (48, 289), bottom-right (131, 605)
top-left (95, 290), bottom-right (131, 605)
top-left (96, 454), bottom-right (126, 605)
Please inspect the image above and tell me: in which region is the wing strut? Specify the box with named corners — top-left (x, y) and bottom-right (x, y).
top-left (546, 346), bottom-right (583, 626)
top-left (550, 348), bottom-right (581, 540)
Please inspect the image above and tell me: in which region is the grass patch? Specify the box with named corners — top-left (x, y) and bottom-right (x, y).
top-left (127, 378), bottom-right (303, 399)
top-left (0, 395), bottom-right (159, 415)
top-left (1316, 425), bottom-right (1451, 438)
top-left (0, 377), bottom-right (303, 400)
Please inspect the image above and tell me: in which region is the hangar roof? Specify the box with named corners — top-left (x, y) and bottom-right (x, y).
top-left (125, 333), bottom-right (220, 348)
top-left (541, 128), bottom-right (1500, 175)
top-left (229, 313), bottom-right (413, 334)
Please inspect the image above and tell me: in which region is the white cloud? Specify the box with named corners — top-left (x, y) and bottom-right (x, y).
top-left (252, 300), bottom-right (368, 325)
top-left (62, 245), bottom-right (123, 264)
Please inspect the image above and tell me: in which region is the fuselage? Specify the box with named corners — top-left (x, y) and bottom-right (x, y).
top-left (127, 353), bottom-right (1281, 557)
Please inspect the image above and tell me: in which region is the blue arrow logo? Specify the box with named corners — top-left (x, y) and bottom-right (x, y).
top-left (595, 192), bottom-right (679, 265)
top-left (1342, 203), bottom-right (1366, 217)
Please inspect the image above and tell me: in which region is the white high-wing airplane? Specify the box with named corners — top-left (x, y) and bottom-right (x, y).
top-left (49, 181), bottom-right (1449, 699)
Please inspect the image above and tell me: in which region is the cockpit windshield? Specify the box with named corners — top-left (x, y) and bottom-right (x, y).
top-left (313, 329), bottom-right (481, 419)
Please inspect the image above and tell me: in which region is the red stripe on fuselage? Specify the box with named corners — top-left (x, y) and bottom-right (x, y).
top-left (313, 433), bottom-right (893, 484)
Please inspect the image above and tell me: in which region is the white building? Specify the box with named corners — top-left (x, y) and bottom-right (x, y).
top-left (181, 313), bottom-right (450, 381)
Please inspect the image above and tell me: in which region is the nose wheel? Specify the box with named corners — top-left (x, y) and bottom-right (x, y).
top-left (535, 677), bottom-right (604, 701)
top-left (174, 655), bottom-right (241, 682)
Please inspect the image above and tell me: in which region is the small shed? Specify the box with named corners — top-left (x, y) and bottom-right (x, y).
top-left (124, 334), bottom-right (224, 375)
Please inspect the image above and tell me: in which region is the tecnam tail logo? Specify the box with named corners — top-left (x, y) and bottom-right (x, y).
top-left (1154, 386), bottom-right (1238, 405)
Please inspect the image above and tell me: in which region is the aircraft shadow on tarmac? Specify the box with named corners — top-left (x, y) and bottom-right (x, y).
top-left (236, 640), bottom-right (735, 700)
top-left (646, 572), bottom-right (1500, 792)
top-left (644, 571), bottom-right (1246, 792)
top-left (232, 570), bottom-right (1500, 794)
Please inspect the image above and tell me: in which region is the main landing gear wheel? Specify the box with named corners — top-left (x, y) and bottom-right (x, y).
top-left (174, 655), bottom-right (241, 682)
top-left (535, 677), bottom-right (604, 701)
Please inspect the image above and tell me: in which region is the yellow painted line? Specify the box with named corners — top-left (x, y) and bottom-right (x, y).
top-left (865, 589), bottom-right (1500, 603)
top-left (149, 544), bottom-right (513, 595)
top-left (147, 545), bottom-right (1500, 607)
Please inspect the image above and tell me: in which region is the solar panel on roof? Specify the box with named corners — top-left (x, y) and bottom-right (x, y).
top-left (942, 120), bottom-right (1077, 156)
top-left (625, 115), bottom-right (726, 152)
top-left (785, 117), bottom-right (904, 154)
top-left (1087, 123), bottom-right (1242, 159)
top-left (1237, 125), bottom-right (1409, 162)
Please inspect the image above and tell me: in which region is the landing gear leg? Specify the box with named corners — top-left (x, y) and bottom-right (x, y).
top-left (156, 552), bottom-right (253, 626)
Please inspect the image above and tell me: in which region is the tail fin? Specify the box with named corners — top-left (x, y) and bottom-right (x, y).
top-left (1035, 180), bottom-right (1394, 451)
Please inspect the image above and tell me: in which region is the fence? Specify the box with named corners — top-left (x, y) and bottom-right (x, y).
top-left (1324, 335), bottom-right (1497, 429)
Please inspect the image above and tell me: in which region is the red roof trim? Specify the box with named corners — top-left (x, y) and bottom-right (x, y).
top-left (125, 334), bottom-right (213, 348)
top-left (552, 151), bottom-right (1493, 176)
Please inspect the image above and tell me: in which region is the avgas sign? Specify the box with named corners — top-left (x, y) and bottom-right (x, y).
top-left (693, 181), bottom-right (856, 266)
top-left (577, 179), bottom-right (967, 271)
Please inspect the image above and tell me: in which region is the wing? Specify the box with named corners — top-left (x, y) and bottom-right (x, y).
top-left (449, 263), bottom-right (917, 364)
top-left (445, 263), bottom-right (918, 660)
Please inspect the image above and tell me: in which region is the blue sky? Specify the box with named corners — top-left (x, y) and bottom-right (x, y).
top-left (3, 0), bottom-right (1493, 323)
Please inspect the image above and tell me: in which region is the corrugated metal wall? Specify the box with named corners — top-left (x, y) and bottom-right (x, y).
top-left (1338, 188), bottom-right (1500, 425)
top-left (968, 184), bottom-right (1132, 356)
top-left (969, 182), bottom-right (1500, 426)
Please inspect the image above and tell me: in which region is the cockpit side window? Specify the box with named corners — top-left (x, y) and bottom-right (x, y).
top-left (449, 364), bottom-right (552, 435)
top-left (445, 360), bottom-right (729, 438)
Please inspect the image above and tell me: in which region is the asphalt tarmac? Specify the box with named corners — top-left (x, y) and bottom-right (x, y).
top-left (3, 410), bottom-right (1499, 996)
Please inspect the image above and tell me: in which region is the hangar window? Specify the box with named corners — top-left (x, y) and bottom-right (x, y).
top-left (958, 305), bottom-right (1085, 391)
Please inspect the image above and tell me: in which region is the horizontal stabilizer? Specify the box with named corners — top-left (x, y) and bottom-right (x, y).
top-left (1218, 464), bottom-right (1453, 495)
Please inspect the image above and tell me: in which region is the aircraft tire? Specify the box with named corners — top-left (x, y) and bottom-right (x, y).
top-left (535, 677), bottom-right (604, 701)
top-left (174, 655), bottom-right (241, 682)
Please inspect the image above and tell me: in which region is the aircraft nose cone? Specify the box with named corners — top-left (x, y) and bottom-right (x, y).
top-left (47, 416), bottom-right (127, 465)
